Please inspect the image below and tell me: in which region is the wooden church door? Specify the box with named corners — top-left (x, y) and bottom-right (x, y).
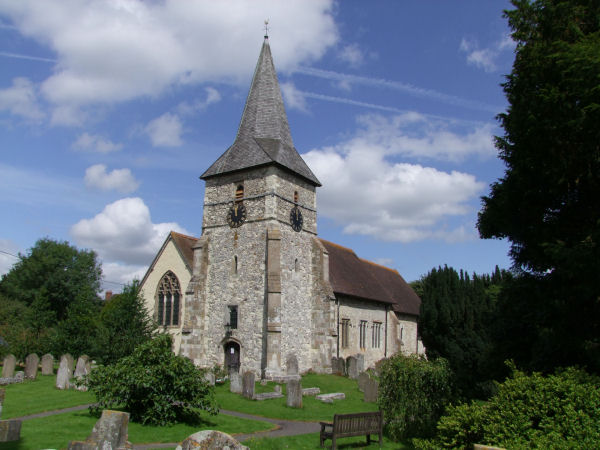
top-left (224, 341), bottom-right (240, 373)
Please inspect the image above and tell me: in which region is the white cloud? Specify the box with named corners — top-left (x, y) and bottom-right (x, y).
top-left (145, 113), bottom-right (183, 147)
top-left (84, 164), bottom-right (140, 194)
top-left (176, 87), bottom-right (221, 116)
top-left (338, 43), bottom-right (364, 67)
top-left (0, 0), bottom-right (338, 117)
top-left (460, 35), bottom-right (514, 73)
top-left (302, 113), bottom-right (488, 243)
top-left (0, 77), bottom-right (44, 120)
top-left (71, 197), bottom-right (190, 265)
top-left (73, 132), bottom-right (123, 153)
top-left (102, 261), bottom-right (148, 292)
top-left (281, 82), bottom-right (308, 112)
top-left (0, 239), bottom-right (20, 276)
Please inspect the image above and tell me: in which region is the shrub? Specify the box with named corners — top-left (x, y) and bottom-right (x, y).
top-left (83, 334), bottom-right (218, 426)
top-left (416, 365), bottom-right (600, 448)
top-left (378, 354), bottom-right (453, 440)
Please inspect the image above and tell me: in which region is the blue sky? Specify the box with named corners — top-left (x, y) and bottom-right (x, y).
top-left (0, 1), bottom-right (515, 291)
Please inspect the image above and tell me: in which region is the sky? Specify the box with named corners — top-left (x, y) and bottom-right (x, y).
top-left (0, 0), bottom-right (516, 292)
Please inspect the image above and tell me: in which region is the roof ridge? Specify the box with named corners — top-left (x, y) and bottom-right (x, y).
top-left (359, 257), bottom-right (399, 274)
top-left (318, 238), bottom-right (358, 255)
top-left (170, 230), bottom-right (198, 241)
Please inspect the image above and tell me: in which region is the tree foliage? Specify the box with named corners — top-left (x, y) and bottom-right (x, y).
top-left (415, 365), bottom-right (600, 449)
top-left (477, 0), bottom-right (600, 371)
top-left (84, 334), bottom-right (218, 426)
top-left (378, 354), bottom-right (453, 440)
top-left (418, 265), bottom-right (510, 397)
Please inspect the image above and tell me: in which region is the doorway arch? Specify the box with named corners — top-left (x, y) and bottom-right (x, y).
top-left (224, 341), bottom-right (241, 374)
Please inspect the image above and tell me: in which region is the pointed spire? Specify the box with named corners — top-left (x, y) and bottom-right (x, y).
top-left (201, 37), bottom-right (321, 186)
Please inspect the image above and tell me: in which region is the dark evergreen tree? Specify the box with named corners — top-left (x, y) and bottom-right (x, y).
top-left (478, 0), bottom-right (600, 372)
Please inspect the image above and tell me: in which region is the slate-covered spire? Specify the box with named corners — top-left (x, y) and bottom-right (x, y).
top-left (201, 37), bottom-right (321, 186)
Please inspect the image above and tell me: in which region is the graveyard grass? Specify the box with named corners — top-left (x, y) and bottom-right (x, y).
top-left (0, 372), bottom-right (406, 449)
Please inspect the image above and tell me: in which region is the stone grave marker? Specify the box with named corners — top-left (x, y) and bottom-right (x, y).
top-left (41, 354), bottom-right (54, 375)
top-left (331, 356), bottom-right (340, 375)
top-left (242, 371), bottom-right (255, 399)
top-left (74, 355), bottom-right (91, 391)
top-left (229, 371), bottom-right (242, 394)
top-left (176, 430), bottom-right (248, 450)
top-left (286, 378), bottom-right (302, 408)
top-left (358, 371), bottom-right (370, 392)
top-left (337, 357), bottom-right (347, 376)
top-left (14, 372), bottom-right (23, 383)
top-left (356, 353), bottom-right (365, 373)
top-left (56, 354), bottom-right (74, 390)
top-left (1, 355), bottom-right (15, 379)
top-left (286, 353), bottom-right (298, 376)
top-left (274, 384), bottom-right (282, 394)
top-left (67, 410), bottom-right (131, 449)
top-left (24, 353), bottom-right (39, 380)
top-left (204, 372), bottom-right (215, 386)
top-left (363, 377), bottom-right (379, 403)
top-left (347, 355), bottom-right (359, 379)
top-left (302, 387), bottom-right (320, 396)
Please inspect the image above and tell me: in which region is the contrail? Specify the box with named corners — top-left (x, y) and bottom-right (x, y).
top-left (0, 51), bottom-right (56, 63)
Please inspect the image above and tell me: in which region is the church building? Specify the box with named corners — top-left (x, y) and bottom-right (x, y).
top-left (140, 36), bottom-right (424, 379)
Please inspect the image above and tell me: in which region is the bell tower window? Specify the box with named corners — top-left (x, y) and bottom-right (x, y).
top-left (235, 184), bottom-right (244, 202)
top-left (156, 271), bottom-right (181, 327)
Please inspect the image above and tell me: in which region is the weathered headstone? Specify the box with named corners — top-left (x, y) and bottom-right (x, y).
top-left (286, 378), bottom-right (302, 408)
top-left (286, 353), bottom-right (298, 376)
top-left (176, 430), bottom-right (248, 450)
top-left (331, 356), bottom-right (340, 375)
top-left (74, 355), bottom-right (91, 378)
top-left (302, 387), bottom-right (320, 396)
top-left (14, 372), bottom-right (24, 383)
top-left (347, 355), bottom-right (359, 379)
top-left (363, 377), bottom-right (379, 403)
top-left (356, 353), bottom-right (365, 373)
top-left (337, 357), bottom-right (347, 376)
top-left (67, 410), bottom-right (131, 449)
top-left (229, 371), bottom-right (242, 394)
top-left (1, 355), bottom-right (15, 379)
top-left (24, 353), bottom-right (39, 380)
top-left (242, 371), bottom-right (255, 399)
top-left (274, 384), bottom-right (282, 394)
top-left (316, 392), bottom-right (345, 403)
top-left (204, 372), bottom-right (215, 386)
top-left (358, 371), bottom-right (370, 392)
top-left (41, 354), bottom-right (54, 375)
top-left (56, 354), bottom-right (74, 390)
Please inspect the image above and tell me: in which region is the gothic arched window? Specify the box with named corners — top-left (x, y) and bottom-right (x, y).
top-left (157, 271), bottom-right (181, 327)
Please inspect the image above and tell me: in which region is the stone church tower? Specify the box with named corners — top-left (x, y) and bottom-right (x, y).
top-left (140, 36), bottom-right (423, 379)
top-left (180, 36), bottom-right (334, 378)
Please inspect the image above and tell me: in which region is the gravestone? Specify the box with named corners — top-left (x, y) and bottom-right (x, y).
top-left (374, 358), bottom-right (386, 376)
top-left (1, 355), bottom-right (15, 379)
top-left (41, 354), bottom-right (54, 375)
top-left (274, 384), bottom-right (282, 394)
top-left (74, 355), bottom-right (91, 391)
top-left (347, 355), bottom-right (359, 379)
top-left (67, 410), bottom-right (131, 449)
top-left (363, 377), bottom-right (379, 403)
top-left (286, 378), bottom-right (302, 408)
top-left (302, 387), bottom-right (320, 396)
top-left (56, 354), bottom-right (74, 390)
top-left (229, 371), bottom-right (242, 394)
top-left (286, 353), bottom-right (298, 376)
top-left (316, 392), bottom-right (345, 403)
top-left (358, 371), bottom-right (370, 392)
top-left (24, 353), bottom-right (39, 379)
top-left (204, 372), bottom-right (215, 386)
top-left (356, 353), bottom-right (365, 373)
top-left (331, 356), bottom-right (340, 375)
top-left (176, 430), bottom-right (248, 450)
top-left (14, 372), bottom-right (24, 383)
top-left (337, 357), bottom-right (347, 376)
top-left (242, 371), bottom-right (255, 399)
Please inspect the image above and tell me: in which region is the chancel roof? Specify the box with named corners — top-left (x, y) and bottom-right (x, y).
top-left (319, 239), bottom-right (421, 316)
top-left (201, 37), bottom-right (321, 186)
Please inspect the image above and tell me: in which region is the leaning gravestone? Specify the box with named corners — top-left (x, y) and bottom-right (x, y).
top-left (24, 353), bottom-right (39, 380)
top-left (229, 371), bottom-right (242, 394)
top-left (286, 378), bottom-right (302, 408)
top-left (242, 371), bottom-right (255, 399)
top-left (358, 371), bottom-right (370, 392)
top-left (56, 354), bottom-right (74, 390)
top-left (67, 410), bottom-right (131, 449)
top-left (286, 353), bottom-right (298, 376)
top-left (1, 355), bottom-right (15, 379)
top-left (347, 355), bottom-right (359, 379)
top-left (41, 354), bottom-right (54, 375)
top-left (176, 430), bottom-right (248, 450)
top-left (364, 377), bottom-right (379, 403)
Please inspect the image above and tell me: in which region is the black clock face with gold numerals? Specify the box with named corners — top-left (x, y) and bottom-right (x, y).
top-left (290, 206), bottom-right (303, 232)
top-left (227, 203), bottom-right (247, 228)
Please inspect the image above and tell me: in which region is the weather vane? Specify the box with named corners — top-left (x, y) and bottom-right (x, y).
top-left (264, 19), bottom-right (269, 38)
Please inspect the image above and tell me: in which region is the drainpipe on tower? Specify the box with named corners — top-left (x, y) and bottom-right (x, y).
top-left (384, 304), bottom-right (388, 357)
top-left (336, 298), bottom-right (340, 359)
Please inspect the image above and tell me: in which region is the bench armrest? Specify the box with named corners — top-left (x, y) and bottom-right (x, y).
top-left (320, 421), bottom-right (333, 431)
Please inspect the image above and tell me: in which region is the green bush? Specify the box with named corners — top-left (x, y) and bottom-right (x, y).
top-left (416, 366), bottom-right (600, 449)
top-left (378, 354), bottom-right (453, 440)
top-left (82, 334), bottom-right (218, 426)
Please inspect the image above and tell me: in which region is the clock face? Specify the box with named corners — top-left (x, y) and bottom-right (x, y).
top-left (290, 206), bottom-right (303, 232)
top-left (227, 203), bottom-right (247, 228)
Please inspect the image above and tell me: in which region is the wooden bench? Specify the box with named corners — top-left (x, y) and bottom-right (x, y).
top-left (320, 410), bottom-right (383, 449)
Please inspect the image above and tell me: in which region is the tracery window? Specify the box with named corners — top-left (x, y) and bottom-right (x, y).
top-left (157, 271), bottom-right (181, 327)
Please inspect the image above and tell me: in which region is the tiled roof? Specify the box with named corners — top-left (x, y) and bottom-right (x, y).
top-left (169, 231), bottom-right (198, 270)
top-left (319, 239), bottom-right (421, 316)
top-left (201, 38), bottom-right (321, 186)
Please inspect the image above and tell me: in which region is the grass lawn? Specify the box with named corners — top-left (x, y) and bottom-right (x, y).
top-left (216, 373), bottom-right (378, 422)
top-left (243, 432), bottom-right (412, 449)
top-left (2, 375), bottom-right (94, 418)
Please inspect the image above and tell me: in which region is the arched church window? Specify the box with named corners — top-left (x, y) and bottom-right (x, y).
top-left (156, 271), bottom-right (181, 327)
